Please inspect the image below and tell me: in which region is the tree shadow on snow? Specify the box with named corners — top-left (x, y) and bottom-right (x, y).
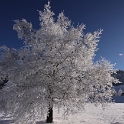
top-left (111, 122), bottom-right (122, 124)
top-left (36, 121), bottom-right (47, 124)
top-left (0, 120), bottom-right (14, 124)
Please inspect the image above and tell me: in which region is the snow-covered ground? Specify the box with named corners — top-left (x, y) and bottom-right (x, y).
top-left (0, 103), bottom-right (124, 124)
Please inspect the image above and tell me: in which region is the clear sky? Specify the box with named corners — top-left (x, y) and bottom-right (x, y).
top-left (0, 0), bottom-right (124, 70)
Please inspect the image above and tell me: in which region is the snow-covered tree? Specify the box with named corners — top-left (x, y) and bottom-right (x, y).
top-left (0, 2), bottom-right (120, 123)
top-left (118, 89), bottom-right (123, 96)
top-left (111, 88), bottom-right (117, 96)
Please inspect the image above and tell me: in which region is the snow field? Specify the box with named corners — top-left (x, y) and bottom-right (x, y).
top-left (36, 103), bottom-right (124, 124)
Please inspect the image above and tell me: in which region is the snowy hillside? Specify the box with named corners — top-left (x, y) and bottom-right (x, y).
top-left (0, 104), bottom-right (124, 124)
top-left (112, 70), bottom-right (124, 86)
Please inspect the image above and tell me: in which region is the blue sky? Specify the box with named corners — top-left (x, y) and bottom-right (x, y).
top-left (0, 0), bottom-right (124, 70)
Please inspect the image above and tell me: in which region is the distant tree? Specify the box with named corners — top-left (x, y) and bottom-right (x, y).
top-left (0, 2), bottom-right (120, 124)
top-left (111, 88), bottom-right (117, 96)
top-left (118, 89), bottom-right (123, 96)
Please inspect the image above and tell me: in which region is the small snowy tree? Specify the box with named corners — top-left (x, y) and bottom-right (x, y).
top-left (0, 2), bottom-right (120, 124)
top-left (112, 88), bottom-right (117, 96)
top-left (118, 89), bottom-right (123, 96)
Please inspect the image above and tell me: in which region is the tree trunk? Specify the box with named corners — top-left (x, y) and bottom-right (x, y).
top-left (46, 107), bottom-right (53, 123)
top-left (46, 85), bottom-right (53, 123)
